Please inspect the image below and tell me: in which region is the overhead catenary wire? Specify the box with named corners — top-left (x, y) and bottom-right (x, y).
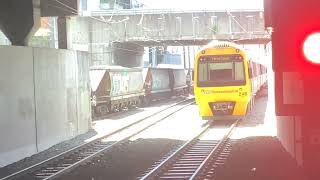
top-left (226, 10), bottom-right (248, 33)
top-left (44, 1), bottom-right (267, 68)
top-left (47, 0), bottom-right (151, 54)
top-left (50, 0), bottom-right (169, 46)
top-left (47, 1), bottom-right (261, 54)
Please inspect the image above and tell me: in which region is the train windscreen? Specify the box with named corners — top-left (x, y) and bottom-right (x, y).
top-left (197, 55), bottom-right (246, 87)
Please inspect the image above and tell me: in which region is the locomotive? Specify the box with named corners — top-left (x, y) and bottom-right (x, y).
top-left (194, 41), bottom-right (267, 120)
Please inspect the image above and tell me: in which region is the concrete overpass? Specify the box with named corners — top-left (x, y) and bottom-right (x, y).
top-left (89, 9), bottom-right (267, 45)
top-left (87, 9), bottom-right (269, 66)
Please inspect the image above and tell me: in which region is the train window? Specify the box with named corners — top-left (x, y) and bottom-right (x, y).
top-left (198, 60), bottom-right (245, 87)
top-left (208, 63), bottom-right (233, 81)
top-left (258, 65), bottom-right (262, 75)
top-left (198, 63), bottom-right (208, 81)
top-left (235, 62), bottom-right (245, 80)
top-left (248, 62), bottom-right (253, 78)
top-left (252, 63), bottom-right (257, 77)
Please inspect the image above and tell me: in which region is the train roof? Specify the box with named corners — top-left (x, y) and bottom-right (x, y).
top-left (196, 41), bottom-right (269, 65)
top-left (199, 41), bottom-right (245, 52)
top-left (89, 65), bottom-right (143, 91)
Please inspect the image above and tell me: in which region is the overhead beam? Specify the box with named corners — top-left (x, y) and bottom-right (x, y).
top-left (113, 37), bottom-right (271, 47)
top-left (0, 0), bottom-right (40, 46)
top-left (41, 0), bottom-right (78, 17)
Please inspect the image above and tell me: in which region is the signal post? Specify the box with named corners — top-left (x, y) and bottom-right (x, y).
top-left (265, 0), bottom-right (320, 178)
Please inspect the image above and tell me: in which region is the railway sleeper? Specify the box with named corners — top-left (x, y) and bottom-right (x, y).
top-left (162, 172), bottom-right (195, 176)
top-left (176, 160), bottom-right (203, 163)
top-left (171, 166), bottom-right (199, 169)
top-left (168, 169), bottom-right (198, 172)
top-left (159, 176), bottom-right (190, 179)
top-left (39, 169), bottom-right (59, 173)
top-left (173, 163), bottom-right (200, 166)
top-left (181, 155), bottom-right (207, 158)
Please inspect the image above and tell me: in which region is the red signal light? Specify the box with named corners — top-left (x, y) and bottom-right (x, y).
top-left (303, 32), bottom-right (320, 64)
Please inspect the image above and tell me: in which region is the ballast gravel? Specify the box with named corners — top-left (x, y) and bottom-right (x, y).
top-left (58, 139), bottom-right (183, 180)
top-left (212, 87), bottom-right (308, 180)
top-left (213, 137), bottom-right (307, 180)
top-left (0, 97), bottom-right (187, 179)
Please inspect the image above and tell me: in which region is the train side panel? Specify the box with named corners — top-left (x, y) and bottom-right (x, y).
top-left (171, 69), bottom-right (188, 95)
top-left (90, 66), bottom-right (144, 116)
top-left (143, 68), bottom-right (171, 102)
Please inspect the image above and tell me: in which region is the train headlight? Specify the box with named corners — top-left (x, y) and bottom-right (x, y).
top-left (227, 104), bottom-right (233, 109)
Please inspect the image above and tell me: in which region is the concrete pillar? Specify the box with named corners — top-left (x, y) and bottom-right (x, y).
top-left (113, 42), bottom-right (144, 67)
top-left (57, 17), bottom-right (71, 49)
top-left (188, 46), bottom-right (192, 70)
top-left (187, 46), bottom-right (191, 68)
top-left (156, 47), bottom-right (164, 65)
top-left (148, 47), bottom-right (153, 66)
top-left (151, 47), bottom-right (157, 67)
top-left (183, 46), bottom-right (186, 69)
top-left (0, 0), bottom-right (40, 46)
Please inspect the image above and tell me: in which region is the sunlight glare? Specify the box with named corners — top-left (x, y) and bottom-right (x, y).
top-left (303, 33), bottom-right (320, 64)
top-left (140, 0), bottom-right (263, 10)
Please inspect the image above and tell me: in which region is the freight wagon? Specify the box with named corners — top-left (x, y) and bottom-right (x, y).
top-left (90, 65), bottom-right (189, 117)
top-left (90, 66), bottom-right (144, 117)
top-left (143, 67), bottom-right (188, 104)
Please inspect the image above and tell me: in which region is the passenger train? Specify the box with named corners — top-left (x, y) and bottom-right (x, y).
top-left (194, 41), bottom-right (267, 120)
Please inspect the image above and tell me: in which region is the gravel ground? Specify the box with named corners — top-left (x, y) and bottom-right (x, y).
top-left (59, 139), bottom-right (183, 180)
top-left (0, 96), bottom-right (188, 179)
top-left (214, 137), bottom-right (307, 180)
top-left (93, 96), bottom-right (188, 121)
top-left (0, 129), bottom-right (97, 179)
top-left (213, 87), bottom-right (308, 180)
top-left (241, 86), bottom-right (269, 126)
top-left (4, 86), bottom-right (301, 180)
top-left (58, 104), bottom-right (203, 180)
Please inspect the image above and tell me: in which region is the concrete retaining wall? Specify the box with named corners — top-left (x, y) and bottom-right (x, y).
top-left (0, 46), bottom-right (37, 166)
top-left (0, 46), bottom-right (91, 167)
top-left (277, 116), bottom-right (303, 167)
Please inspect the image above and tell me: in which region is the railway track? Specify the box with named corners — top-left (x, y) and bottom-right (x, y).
top-left (93, 96), bottom-right (189, 121)
top-left (1, 98), bottom-right (194, 180)
top-left (140, 120), bottom-right (239, 180)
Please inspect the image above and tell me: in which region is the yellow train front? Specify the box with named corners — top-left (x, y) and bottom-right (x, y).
top-left (194, 41), bottom-right (267, 120)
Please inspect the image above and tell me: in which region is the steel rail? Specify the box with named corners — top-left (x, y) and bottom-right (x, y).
top-left (140, 124), bottom-right (211, 180)
top-left (140, 119), bottom-right (239, 180)
top-left (43, 100), bottom-right (195, 180)
top-left (189, 120), bottom-right (239, 180)
top-left (1, 98), bottom-right (194, 180)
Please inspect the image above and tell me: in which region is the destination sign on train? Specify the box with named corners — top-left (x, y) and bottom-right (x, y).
top-left (199, 55), bottom-right (243, 62)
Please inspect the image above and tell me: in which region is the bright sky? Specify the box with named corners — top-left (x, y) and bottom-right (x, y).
top-left (139, 0), bottom-right (264, 10)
